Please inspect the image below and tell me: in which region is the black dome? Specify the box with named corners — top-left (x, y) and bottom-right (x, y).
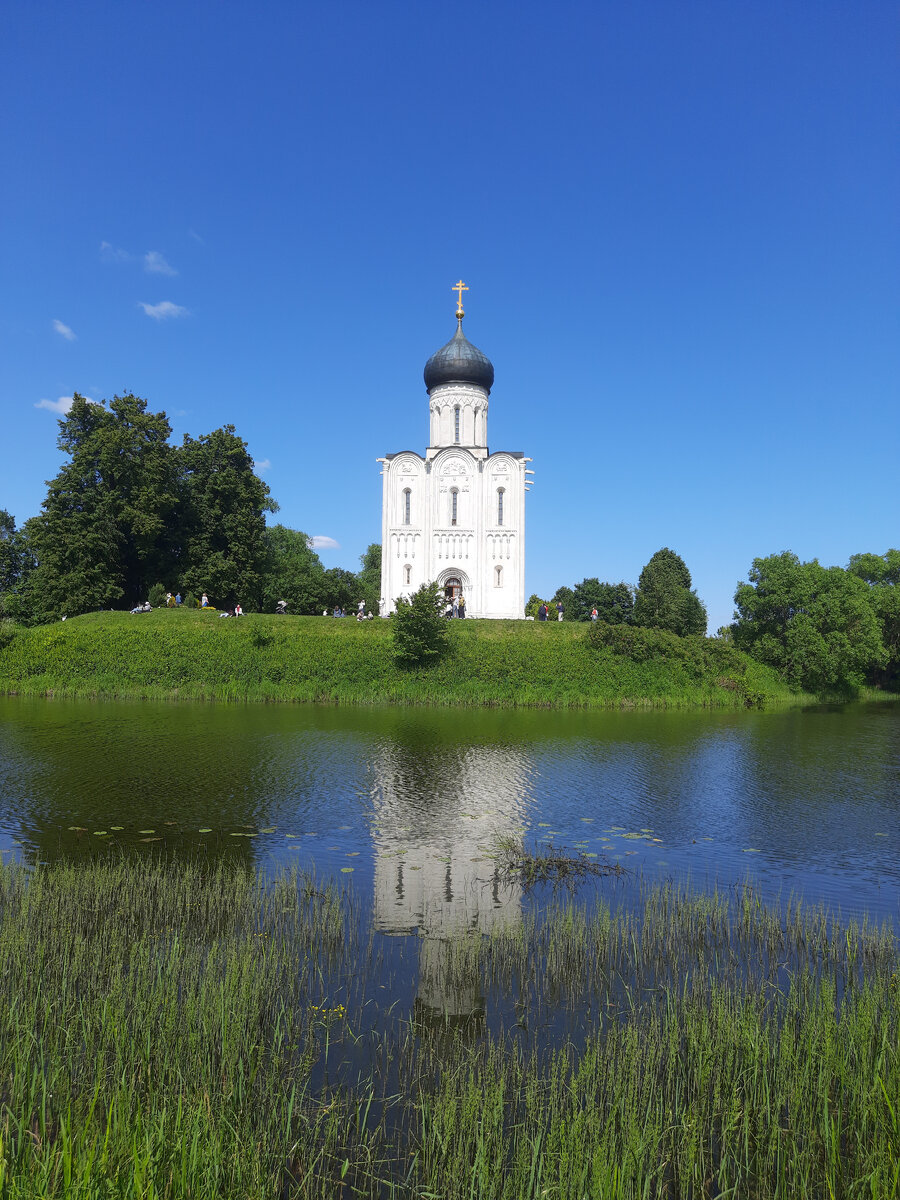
top-left (424, 320), bottom-right (494, 392)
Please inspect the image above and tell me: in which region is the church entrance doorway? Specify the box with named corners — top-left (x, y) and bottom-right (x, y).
top-left (444, 577), bottom-right (462, 602)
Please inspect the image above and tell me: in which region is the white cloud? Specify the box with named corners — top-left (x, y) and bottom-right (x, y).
top-left (144, 250), bottom-right (177, 276)
top-left (53, 319), bottom-right (77, 341)
top-left (100, 240), bottom-right (131, 264)
top-left (139, 300), bottom-right (189, 320)
top-left (35, 395), bottom-right (95, 415)
top-left (253, 458), bottom-right (271, 473)
top-left (188, 228), bottom-right (205, 244)
top-left (308, 535), bottom-right (340, 550)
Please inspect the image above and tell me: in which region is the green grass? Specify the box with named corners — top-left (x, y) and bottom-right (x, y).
top-left (0, 857), bottom-right (896, 1197)
top-left (0, 609), bottom-right (808, 708)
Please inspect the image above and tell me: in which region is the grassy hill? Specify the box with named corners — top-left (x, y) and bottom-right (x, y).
top-left (0, 609), bottom-right (806, 709)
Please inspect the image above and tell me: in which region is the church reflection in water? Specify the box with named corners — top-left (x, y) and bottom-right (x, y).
top-left (370, 741), bottom-right (532, 1022)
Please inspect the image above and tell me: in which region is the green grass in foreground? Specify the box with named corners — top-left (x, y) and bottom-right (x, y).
top-left (0, 857), bottom-right (897, 1197)
top-left (0, 609), bottom-right (809, 708)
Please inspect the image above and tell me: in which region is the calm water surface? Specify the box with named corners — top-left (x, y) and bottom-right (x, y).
top-left (0, 696), bottom-right (898, 929)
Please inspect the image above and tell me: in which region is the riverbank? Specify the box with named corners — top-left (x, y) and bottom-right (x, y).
top-left (1, 856), bottom-right (896, 1197)
top-left (0, 609), bottom-right (811, 708)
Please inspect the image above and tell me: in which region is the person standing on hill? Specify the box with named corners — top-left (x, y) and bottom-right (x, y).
top-left (557, 601), bottom-right (564, 621)
top-left (458, 595), bottom-right (466, 619)
top-left (538, 603), bottom-right (547, 621)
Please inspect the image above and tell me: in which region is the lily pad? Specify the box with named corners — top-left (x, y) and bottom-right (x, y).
top-left (199, 828), bottom-right (213, 833)
top-left (110, 826), bottom-right (124, 831)
top-left (68, 826), bottom-right (87, 831)
top-left (259, 827), bottom-right (276, 833)
top-left (139, 829), bottom-right (155, 835)
top-left (743, 848), bottom-right (761, 853)
top-left (340, 866), bottom-right (354, 873)
top-left (140, 837), bottom-right (162, 843)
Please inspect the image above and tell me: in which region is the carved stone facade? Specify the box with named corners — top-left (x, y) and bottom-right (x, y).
top-left (378, 314), bottom-right (530, 618)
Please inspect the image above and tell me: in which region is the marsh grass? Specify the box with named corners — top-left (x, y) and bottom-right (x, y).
top-left (494, 836), bottom-right (626, 890)
top-left (0, 858), bottom-right (896, 1197)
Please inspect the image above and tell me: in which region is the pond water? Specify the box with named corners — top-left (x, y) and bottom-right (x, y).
top-left (0, 695), bottom-right (898, 929)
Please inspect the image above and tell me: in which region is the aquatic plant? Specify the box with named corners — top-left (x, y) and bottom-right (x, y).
top-left (0, 857), bottom-right (895, 1196)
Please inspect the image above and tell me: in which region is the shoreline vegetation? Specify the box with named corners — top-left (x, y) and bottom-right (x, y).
top-left (0, 608), bottom-right (826, 709)
top-left (0, 856), bottom-right (896, 1197)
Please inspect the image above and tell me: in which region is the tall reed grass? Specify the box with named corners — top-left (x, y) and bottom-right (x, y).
top-left (0, 858), bottom-right (895, 1196)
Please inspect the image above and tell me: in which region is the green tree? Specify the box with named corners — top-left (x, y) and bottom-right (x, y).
top-left (357, 543), bottom-right (382, 614)
top-left (177, 426), bottom-right (277, 609)
top-left (0, 511), bottom-right (27, 616)
top-left (847, 549), bottom-right (900, 689)
top-left (392, 581), bottom-right (449, 666)
top-left (633, 548), bottom-right (707, 636)
top-left (24, 394), bottom-right (178, 622)
top-left (321, 567), bottom-right (359, 614)
top-left (550, 585), bottom-right (575, 620)
top-left (571, 578), bottom-right (634, 623)
top-left (260, 525), bottom-right (326, 614)
top-left (525, 593), bottom-right (551, 619)
top-left (733, 552), bottom-right (886, 693)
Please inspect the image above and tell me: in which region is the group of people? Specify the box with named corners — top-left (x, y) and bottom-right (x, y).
top-left (324, 601), bottom-right (375, 621)
top-left (537, 601), bottom-right (564, 622)
top-left (444, 595), bottom-right (466, 619)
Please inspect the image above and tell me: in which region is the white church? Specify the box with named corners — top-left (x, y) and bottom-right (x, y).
top-left (378, 283), bottom-right (531, 617)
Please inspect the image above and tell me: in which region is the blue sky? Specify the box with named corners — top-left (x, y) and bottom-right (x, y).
top-left (2, 1), bottom-right (897, 631)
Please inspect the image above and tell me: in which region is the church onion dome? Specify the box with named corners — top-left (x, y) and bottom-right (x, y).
top-left (424, 318), bottom-right (494, 393)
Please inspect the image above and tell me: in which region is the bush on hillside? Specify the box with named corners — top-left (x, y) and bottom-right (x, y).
top-left (392, 582), bottom-right (449, 668)
top-left (586, 621), bottom-right (765, 706)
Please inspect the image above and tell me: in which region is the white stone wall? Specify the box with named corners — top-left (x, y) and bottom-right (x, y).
top-left (379, 382), bottom-right (529, 618)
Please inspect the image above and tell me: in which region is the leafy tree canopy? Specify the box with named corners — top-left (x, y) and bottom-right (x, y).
top-left (357, 543), bottom-right (382, 614)
top-left (321, 567), bottom-right (360, 614)
top-left (732, 552), bottom-right (886, 694)
top-left (392, 581), bottom-right (449, 667)
top-left (259, 525), bottom-right (325, 615)
top-left (177, 425), bottom-right (278, 609)
top-left (633, 547), bottom-right (707, 636)
top-left (23, 394), bottom-right (179, 622)
top-left (550, 585), bottom-right (575, 617)
top-left (571, 578), bottom-right (634, 623)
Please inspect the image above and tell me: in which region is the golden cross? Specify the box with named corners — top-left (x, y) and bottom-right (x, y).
top-left (452, 279), bottom-right (469, 314)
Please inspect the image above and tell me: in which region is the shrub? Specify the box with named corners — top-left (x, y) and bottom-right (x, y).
top-left (147, 582), bottom-right (168, 608)
top-left (392, 582), bottom-right (449, 668)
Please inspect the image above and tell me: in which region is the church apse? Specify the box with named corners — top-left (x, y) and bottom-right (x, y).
top-left (378, 283), bottom-right (530, 618)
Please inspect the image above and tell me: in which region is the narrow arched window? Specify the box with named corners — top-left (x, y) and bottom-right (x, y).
top-left (404, 564), bottom-right (411, 585)
top-left (495, 565), bottom-right (503, 588)
top-left (403, 488), bottom-right (411, 525)
top-left (454, 406), bottom-right (460, 443)
top-left (450, 488), bottom-right (458, 526)
top-left (497, 487), bottom-right (505, 526)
